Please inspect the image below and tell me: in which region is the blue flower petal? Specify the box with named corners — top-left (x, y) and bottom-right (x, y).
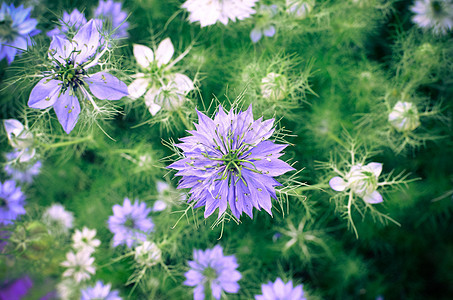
top-left (53, 90), bottom-right (81, 134)
top-left (85, 72), bottom-right (128, 100)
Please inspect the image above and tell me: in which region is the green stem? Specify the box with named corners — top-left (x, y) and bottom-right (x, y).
top-left (37, 135), bottom-right (93, 149)
top-left (176, 109), bottom-right (193, 130)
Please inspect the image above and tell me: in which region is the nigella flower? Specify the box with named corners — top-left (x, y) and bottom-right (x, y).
top-left (4, 151), bottom-right (42, 184)
top-left (128, 38), bottom-right (194, 116)
top-left (388, 101), bottom-right (421, 132)
top-left (3, 119), bottom-right (35, 163)
top-left (94, 0), bottom-right (129, 39)
top-left (255, 277), bottom-right (306, 300)
top-left (108, 198), bottom-right (154, 248)
top-left (250, 5), bottom-right (278, 43)
top-left (152, 181), bottom-right (186, 212)
top-left (47, 9), bottom-right (87, 37)
top-left (61, 249), bottom-right (95, 283)
top-left (0, 180), bottom-right (26, 225)
top-left (182, 0), bottom-right (258, 27)
top-left (261, 73), bottom-right (288, 101)
top-left (0, 3), bottom-right (40, 64)
top-left (329, 162), bottom-right (384, 204)
top-left (134, 240), bottom-right (162, 267)
top-left (81, 281), bottom-right (122, 300)
top-left (42, 203), bottom-right (74, 234)
top-left (72, 227), bottom-right (101, 254)
top-left (286, 0), bottom-right (315, 19)
top-left (27, 19), bottom-right (129, 134)
top-left (168, 105), bottom-right (294, 219)
top-left (184, 245), bottom-right (241, 300)
top-left (411, 0), bottom-right (453, 34)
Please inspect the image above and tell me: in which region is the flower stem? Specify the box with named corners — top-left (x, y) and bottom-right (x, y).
top-left (176, 109), bottom-right (192, 130)
top-left (38, 135), bottom-right (93, 149)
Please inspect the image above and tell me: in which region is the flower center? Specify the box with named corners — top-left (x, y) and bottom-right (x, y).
top-left (124, 217), bottom-right (136, 229)
top-left (222, 149), bottom-right (243, 175)
top-left (431, 1), bottom-right (442, 14)
top-left (202, 266), bottom-right (217, 280)
top-left (54, 61), bottom-right (87, 93)
top-left (0, 18), bottom-right (15, 42)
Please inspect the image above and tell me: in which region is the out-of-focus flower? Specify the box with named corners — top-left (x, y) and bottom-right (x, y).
top-left (108, 198), bottom-right (154, 248)
top-left (61, 249), bottom-right (95, 283)
top-left (3, 119), bottom-right (35, 162)
top-left (182, 0), bottom-right (258, 27)
top-left (0, 276), bottom-right (33, 300)
top-left (42, 203), bottom-right (74, 233)
top-left (329, 162), bottom-right (384, 204)
top-left (152, 181), bottom-right (186, 212)
top-left (56, 279), bottom-right (78, 300)
top-left (411, 0), bottom-right (453, 34)
top-left (286, 0), bottom-right (315, 19)
top-left (168, 105), bottom-right (294, 219)
top-left (255, 277), bottom-right (306, 300)
top-left (94, 0), bottom-right (129, 39)
top-left (250, 5), bottom-right (278, 43)
top-left (81, 281), bottom-right (122, 300)
top-left (184, 244), bottom-right (241, 300)
top-left (260, 73), bottom-right (288, 100)
top-left (388, 101), bottom-right (421, 132)
top-left (4, 151), bottom-right (41, 184)
top-left (134, 240), bottom-right (162, 267)
top-left (0, 180), bottom-right (26, 225)
top-left (129, 38), bottom-right (194, 116)
top-left (0, 3), bottom-right (40, 64)
top-left (47, 9), bottom-right (87, 37)
top-left (72, 227), bottom-right (101, 254)
top-left (28, 20), bottom-right (128, 133)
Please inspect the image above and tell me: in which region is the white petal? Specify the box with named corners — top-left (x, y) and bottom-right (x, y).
top-left (329, 176), bottom-right (347, 191)
top-left (133, 44), bottom-right (154, 68)
top-left (172, 73), bottom-right (194, 93)
top-left (148, 103), bottom-right (162, 116)
top-left (4, 119), bottom-right (24, 140)
top-left (128, 78), bottom-right (150, 99)
top-left (155, 38), bottom-right (174, 67)
top-left (367, 162), bottom-right (383, 177)
top-left (363, 191), bottom-right (383, 204)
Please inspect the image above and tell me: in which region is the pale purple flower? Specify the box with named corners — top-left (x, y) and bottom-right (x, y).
top-left (47, 9), bottom-right (87, 37)
top-left (0, 3), bottom-right (40, 64)
top-left (108, 198), bottom-right (154, 248)
top-left (4, 151), bottom-right (41, 184)
top-left (27, 19), bottom-right (128, 134)
top-left (0, 180), bottom-right (26, 225)
top-left (94, 0), bottom-right (129, 39)
top-left (250, 5), bottom-right (278, 43)
top-left (184, 244), bottom-right (241, 300)
top-left (81, 281), bottom-right (122, 300)
top-left (411, 0), bottom-right (453, 34)
top-left (168, 105), bottom-right (294, 219)
top-left (255, 277), bottom-right (305, 300)
top-left (3, 119), bottom-right (35, 163)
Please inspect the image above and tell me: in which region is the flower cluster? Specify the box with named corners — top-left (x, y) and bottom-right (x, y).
top-left (108, 198), bottom-right (154, 248)
top-left (28, 19), bottom-right (128, 133)
top-left (184, 244), bottom-right (241, 300)
top-left (169, 105), bottom-right (294, 219)
top-left (0, 3), bottom-right (39, 64)
top-left (128, 38), bottom-right (194, 116)
top-left (182, 0), bottom-right (258, 27)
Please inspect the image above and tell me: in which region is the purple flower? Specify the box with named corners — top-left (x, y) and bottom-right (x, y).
top-left (108, 198), bottom-right (154, 248)
top-left (94, 0), bottom-right (129, 39)
top-left (4, 151), bottom-right (41, 184)
top-left (168, 105), bottom-right (294, 219)
top-left (0, 180), bottom-right (26, 225)
top-left (81, 281), bottom-right (122, 300)
top-left (0, 276), bottom-right (33, 300)
top-left (250, 5), bottom-right (278, 43)
top-left (255, 278), bottom-right (305, 300)
top-left (0, 3), bottom-right (40, 64)
top-left (27, 19), bottom-right (128, 134)
top-left (47, 9), bottom-right (87, 37)
top-left (184, 245), bottom-right (241, 300)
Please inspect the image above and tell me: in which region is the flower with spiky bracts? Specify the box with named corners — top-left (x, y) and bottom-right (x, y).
top-left (47, 9), bottom-right (87, 38)
top-left (28, 19), bottom-right (128, 134)
top-left (94, 0), bottom-right (129, 39)
top-left (411, 0), bottom-right (453, 34)
top-left (168, 105), bottom-right (294, 220)
top-left (0, 2), bottom-right (40, 64)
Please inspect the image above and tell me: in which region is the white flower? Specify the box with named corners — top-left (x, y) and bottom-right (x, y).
top-left (329, 162), bottom-right (383, 204)
top-left (388, 101), bottom-right (421, 132)
top-left (3, 119), bottom-right (35, 163)
top-left (42, 204), bottom-right (74, 234)
top-left (286, 0), bottom-right (315, 19)
top-left (72, 227), bottom-right (101, 253)
top-left (57, 279), bottom-right (79, 300)
top-left (182, 0), bottom-right (258, 27)
top-left (134, 241), bottom-right (162, 267)
top-left (261, 72), bottom-right (288, 100)
top-left (128, 38), bottom-right (194, 116)
top-left (411, 0), bottom-right (453, 34)
top-left (61, 249), bottom-right (95, 283)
